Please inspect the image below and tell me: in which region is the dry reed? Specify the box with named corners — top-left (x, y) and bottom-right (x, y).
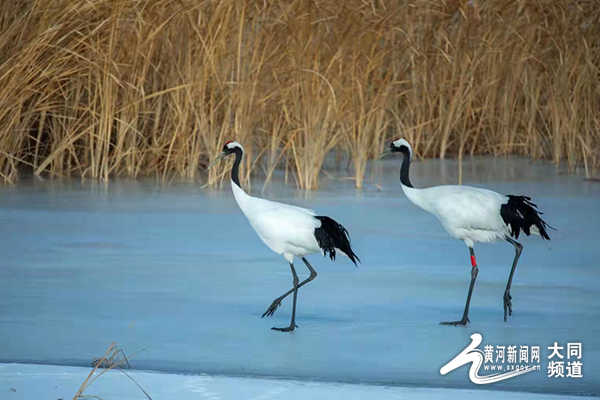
top-left (73, 342), bottom-right (151, 400)
top-left (0, 0), bottom-right (599, 188)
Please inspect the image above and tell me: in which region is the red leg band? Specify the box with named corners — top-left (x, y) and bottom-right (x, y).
top-left (471, 255), bottom-right (477, 267)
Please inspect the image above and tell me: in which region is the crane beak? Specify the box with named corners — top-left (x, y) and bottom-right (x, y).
top-left (207, 152), bottom-right (226, 170)
top-left (378, 148), bottom-right (391, 159)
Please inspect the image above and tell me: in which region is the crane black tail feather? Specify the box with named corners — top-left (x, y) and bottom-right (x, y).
top-left (500, 195), bottom-right (553, 240)
top-left (314, 216), bottom-right (360, 266)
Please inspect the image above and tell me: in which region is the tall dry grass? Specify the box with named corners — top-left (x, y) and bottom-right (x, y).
top-left (0, 0), bottom-right (599, 188)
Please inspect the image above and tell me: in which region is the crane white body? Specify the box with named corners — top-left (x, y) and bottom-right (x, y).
top-left (231, 182), bottom-right (321, 263)
top-left (401, 184), bottom-right (513, 248)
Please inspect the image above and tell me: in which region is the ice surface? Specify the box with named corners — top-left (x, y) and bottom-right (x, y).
top-left (1, 363), bottom-right (597, 400)
top-left (0, 157), bottom-right (599, 397)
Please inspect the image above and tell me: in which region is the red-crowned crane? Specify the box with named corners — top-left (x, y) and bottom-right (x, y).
top-left (382, 138), bottom-right (552, 326)
top-left (208, 141), bottom-right (360, 332)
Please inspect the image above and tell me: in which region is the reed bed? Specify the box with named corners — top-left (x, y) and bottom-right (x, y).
top-left (0, 0), bottom-right (598, 188)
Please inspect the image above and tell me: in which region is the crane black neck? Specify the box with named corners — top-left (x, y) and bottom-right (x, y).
top-left (230, 147), bottom-right (243, 187)
top-left (400, 150), bottom-right (414, 188)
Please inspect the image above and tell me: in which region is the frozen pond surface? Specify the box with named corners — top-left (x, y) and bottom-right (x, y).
top-left (1, 157), bottom-right (599, 397)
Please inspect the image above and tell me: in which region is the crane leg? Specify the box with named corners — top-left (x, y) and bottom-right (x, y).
top-left (262, 257), bottom-right (318, 318)
top-left (272, 262), bottom-right (300, 332)
top-left (441, 247), bottom-right (478, 326)
top-left (504, 237), bottom-right (523, 322)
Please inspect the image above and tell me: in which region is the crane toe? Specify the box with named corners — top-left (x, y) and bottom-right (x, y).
top-left (440, 318), bottom-right (470, 326)
top-left (262, 297), bottom-right (284, 318)
top-left (271, 324), bottom-right (298, 332)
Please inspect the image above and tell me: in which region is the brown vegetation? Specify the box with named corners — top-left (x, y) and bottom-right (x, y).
top-left (0, 0), bottom-right (598, 188)
top-left (74, 342), bottom-right (151, 400)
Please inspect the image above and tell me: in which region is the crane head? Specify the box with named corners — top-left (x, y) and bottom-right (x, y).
top-left (379, 138), bottom-right (412, 159)
top-left (207, 141), bottom-right (244, 169)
